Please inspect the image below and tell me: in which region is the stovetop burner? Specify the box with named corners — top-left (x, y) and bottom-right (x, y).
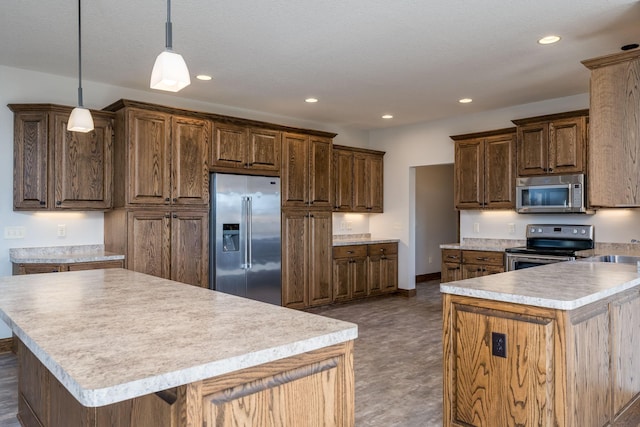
top-left (505, 224), bottom-right (595, 256)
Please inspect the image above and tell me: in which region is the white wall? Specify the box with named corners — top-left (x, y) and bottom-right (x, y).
top-left (0, 65), bottom-right (369, 338)
top-left (332, 213), bottom-right (370, 235)
top-left (415, 164), bottom-right (457, 275)
top-left (368, 93), bottom-right (590, 290)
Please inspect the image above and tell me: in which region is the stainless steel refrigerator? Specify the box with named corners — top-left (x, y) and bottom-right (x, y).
top-left (210, 173), bottom-right (281, 305)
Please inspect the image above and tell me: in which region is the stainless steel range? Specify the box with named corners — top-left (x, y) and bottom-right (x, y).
top-left (505, 224), bottom-right (594, 271)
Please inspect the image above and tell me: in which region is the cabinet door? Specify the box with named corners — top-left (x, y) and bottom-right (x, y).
top-left (441, 262), bottom-right (462, 283)
top-left (281, 210), bottom-right (308, 308)
top-left (549, 117), bottom-right (585, 174)
top-left (170, 210), bottom-right (209, 287)
top-left (455, 139), bottom-right (484, 208)
top-left (281, 133), bottom-right (309, 207)
top-left (13, 111), bottom-right (49, 209)
top-left (308, 211), bottom-right (333, 306)
top-left (248, 128), bottom-right (280, 171)
top-left (333, 149), bottom-right (353, 211)
top-left (352, 153), bottom-right (369, 212)
top-left (380, 254), bottom-right (398, 293)
top-left (448, 304), bottom-right (555, 426)
top-left (484, 133), bottom-right (515, 208)
top-left (517, 123), bottom-right (549, 176)
top-left (368, 257), bottom-right (382, 295)
top-left (367, 154), bottom-right (384, 212)
top-left (308, 136), bottom-right (333, 208)
top-left (332, 258), bottom-right (351, 302)
top-left (53, 113), bottom-right (113, 209)
top-left (127, 109), bottom-right (171, 205)
top-left (127, 210), bottom-right (171, 279)
top-left (352, 256), bottom-right (369, 298)
top-left (15, 263), bottom-right (67, 274)
top-left (171, 116), bottom-right (210, 206)
top-left (211, 122), bottom-right (248, 169)
top-left (67, 260), bottom-right (124, 271)
top-left (461, 263), bottom-right (485, 279)
top-left (611, 289), bottom-right (640, 416)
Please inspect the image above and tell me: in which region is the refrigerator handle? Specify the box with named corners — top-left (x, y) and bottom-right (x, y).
top-left (241, 196), bottom-right (249, 270)
top-left (247, 196), bottom-right (253, 269)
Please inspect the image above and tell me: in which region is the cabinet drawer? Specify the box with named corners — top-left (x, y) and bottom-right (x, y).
top-left (368, 243), bottom-right (398, 256)
top-left (442, 249), bottom-right (462, 263)
top-left (462, 250), bottom-right (504, 266)
top-left (333, 245), bottom-right (368, 259)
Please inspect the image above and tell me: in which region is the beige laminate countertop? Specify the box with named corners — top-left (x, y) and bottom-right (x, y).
top-left (0, 269), bottom-right (357, 407)
top-left (440, 260), bottom-right (640, 310)
top-left (440, 238), bottom-right (524, 252)
top-left (9, 244), bottom-right (124, 264)
top-left (333, 237), bottom-right (400, 246)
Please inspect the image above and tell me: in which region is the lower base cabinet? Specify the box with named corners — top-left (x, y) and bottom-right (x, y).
top-left (332, 242), bottom-right (398, 303)
top-left (443, 287), bottom-right (640, 426)
top-left (12, 260), bottom-right (124, 275)
top-left (441, 249), bottom-right (504, 283)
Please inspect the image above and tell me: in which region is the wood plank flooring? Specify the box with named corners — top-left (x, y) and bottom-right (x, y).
top-left (0, 281), bottom-right (444, 427)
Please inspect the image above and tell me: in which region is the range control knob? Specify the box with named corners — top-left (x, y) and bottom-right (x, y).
top-left (573, 229), bottom-right (578, 234)
top-left (530, 227), bottom-right (536, 233)
top-left (581, 229), bottom-right (587, 234)
top-left (537, 228), bottom-right (542, 233)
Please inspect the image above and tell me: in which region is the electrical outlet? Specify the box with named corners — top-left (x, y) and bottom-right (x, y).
top-left (428, 256), bottom-right (433, 264)
top-left (473, 223), bottom-right (480, 233)
top-left (508, 223), bottom-right (516, 234)
top-left (57, 224), bottom-right (66, 237)
top-left (492, 332), bottom-right (507, 358)
top-left (4, 226), bottom-right (26, 239)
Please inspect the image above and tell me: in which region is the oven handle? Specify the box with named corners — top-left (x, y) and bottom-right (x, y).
top-left (505, 253), bottom-right (575, 271)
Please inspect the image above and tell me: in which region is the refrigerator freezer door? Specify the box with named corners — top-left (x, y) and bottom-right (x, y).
top-left (246, 176), bottom-right (281, 305)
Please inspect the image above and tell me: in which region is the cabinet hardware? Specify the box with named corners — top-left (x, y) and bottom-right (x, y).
top-left (165, 214), bottom-right (171, 218)
top-left (172, 214), bottom-right (178, 218)
top-left (476, 257), bottom-right (489, 261)
top-left (381, 255), bottom-right (386, 260)
top-left (346, 251), bottom-right (354, 254)
top-left (56, 201), bottom-right (61, 206)
top-left (165, 197), bottom-right (170, 202)
top-left (39, 201), bottom-right (46, 206)
top-left (172, 198), bottom-right (177, 203)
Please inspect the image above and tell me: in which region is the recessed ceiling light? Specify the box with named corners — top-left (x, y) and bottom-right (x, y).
top-left (458, 98), bottom-right (473, 104)
top-left (196, 74), bottom-right (212, 81)
top-left (382, 114), bottom-right (393, 119)
top-left (305, 98), bottom-right (318, 103)
top-left (538, 35), bottom-right (561, 45)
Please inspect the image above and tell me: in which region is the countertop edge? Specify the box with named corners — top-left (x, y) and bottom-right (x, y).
top-left (10, 253), bottom-right (125, 264)
top-left (333, 238), bottom-right (399, 246)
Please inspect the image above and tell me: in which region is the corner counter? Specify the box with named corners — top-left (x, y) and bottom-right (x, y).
top-left (0, 269), bottom-right (357, 426)
top-left (441, 261), bottom-right (640, 426)
top-left (10, 245), bottom-right (125, 275)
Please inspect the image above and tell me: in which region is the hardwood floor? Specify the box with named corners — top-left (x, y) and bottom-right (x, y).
top-left (0, 281), bottom-right (444, 427)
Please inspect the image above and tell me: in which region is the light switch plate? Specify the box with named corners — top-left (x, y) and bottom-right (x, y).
top-left (4, 226), bottom-right (26, 239)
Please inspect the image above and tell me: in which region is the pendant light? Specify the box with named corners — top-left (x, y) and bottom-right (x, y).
top-left (150, 0), bottom-right (191, 92)
top-left (67, 0), bottom-right (94, 133)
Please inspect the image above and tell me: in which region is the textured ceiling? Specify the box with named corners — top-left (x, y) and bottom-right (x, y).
top-left (1, 0), bottom-right (639, 130)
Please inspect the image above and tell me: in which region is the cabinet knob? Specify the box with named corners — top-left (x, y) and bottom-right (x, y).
top-left (39, 201), bottom-right (46, 206)
top-left (173, 214), bottom-right (178, 218)
top-left (346, 251), bottom-right (354, 254)
top-left (548, 167), bottom-right (553, 172)
top-left (56, 201), bottom-right (61, 206)
top-left (165, 214), bottom-right (171, 218)
top-left (165, 198), bottom-right (170, 202)
top-left (381, 255), bottom-right (387, 260)
top-left (172, 198), bottom-right (177, 203)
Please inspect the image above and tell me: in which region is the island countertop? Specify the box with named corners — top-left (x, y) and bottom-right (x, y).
top-left (0, 269), bottom-right (357, 408)
top-left (440, 260), bottom-right (640, 310)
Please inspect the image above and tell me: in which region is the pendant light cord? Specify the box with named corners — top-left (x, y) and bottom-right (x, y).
top-left (77, 0), bottom-right (84, 107)
top-left (165, 0), bottom-right (173, 50)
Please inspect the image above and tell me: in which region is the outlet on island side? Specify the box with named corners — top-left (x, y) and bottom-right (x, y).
top-left (492, 332), bottom-right (507, 358)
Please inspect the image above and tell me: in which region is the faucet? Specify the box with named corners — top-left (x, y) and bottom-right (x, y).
top-left (631, 239), bottom-right (640, 244)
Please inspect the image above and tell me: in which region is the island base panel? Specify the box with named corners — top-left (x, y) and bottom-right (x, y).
top-left (16, 339), bottom-right (354, 427)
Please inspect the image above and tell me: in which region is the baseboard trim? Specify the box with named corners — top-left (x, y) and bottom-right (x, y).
top-left (416, 272), bottom-right (441, 283)
top-left (396, 288), bottom-right (417, 298)
top-left (0, 337), bottom-right (13, 354)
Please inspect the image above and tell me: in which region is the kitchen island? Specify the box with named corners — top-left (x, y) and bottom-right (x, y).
top-left (441, 260), bottom-right (640, 427)
top-left (0, 269), bottom-right (357, 426)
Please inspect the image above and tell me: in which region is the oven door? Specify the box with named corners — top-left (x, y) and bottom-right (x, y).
top-left (506, 253), bottom-right (574, 271)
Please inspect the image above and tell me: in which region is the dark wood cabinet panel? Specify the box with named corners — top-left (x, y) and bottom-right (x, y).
top-left (10, 104), bottom-right (114, 211)
top-left (308, 136), bottom-right (333, 208)
top-left (332, 245), bottom-right (368, 302)
top-left (210, 124), bottom-right (280, 173)
top-left (441, 249), bottom-right (503, 282)
top-left (333, 149), bottom-right (354, 211)
top-left (453, 129), bottom-right (515, 210)
top-left (249, 128), bottom-right (280, 171)
top-left (170, 210), bottom-right (209, 287)
top-left (308, 211), bottom-right (333, 306)
top-left (211, 122), bottom-right (248, 168)
top-left (334, 145), bottom-right (385, 213)
top-left (126, 210), bottom-right (171, 279)
top-left (171, 116), bottom-right (210, 206)
top-left (281, 133), bottom-right (310, 207)
top-left (513, 110), bottom-right (587, 177)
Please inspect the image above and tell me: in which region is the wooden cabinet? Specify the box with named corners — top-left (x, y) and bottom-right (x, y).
top-left (12, 259), bottom-right (123, 275)
top-left (331, 242), bottom-right (398, 302)
top-left (104, 209), bottom-right (209, 287)
top-left (333, 145), bottom-right (385, 213)
top-left (582, 49), bottom-right (640, 207)
top-left (440, 249), bottom-right (504, 283)
top-left (512, 110), bottom-right (588, 177)
top-left (281, 133), bottom-right (332, 208)
top-left (117, 108), bottom-right (210, 207)
top-left (332, 245), bottom-right (368, 302)
top-left (210, 123), bottom-right (280, 174)
top-left (443, 287), bottom-right (640, 426)
top-left (10, 104), bottom-right (114, 211)
top-left (440, 249), bottom-right (462, 283)
top-left (282, 209), bottom-right (333, 308)
top-left (451, 128), bottom-right (516, 210)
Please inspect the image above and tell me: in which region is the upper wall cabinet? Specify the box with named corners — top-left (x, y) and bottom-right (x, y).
top-left (210, 123), bottom-right (280, 174)
top-left (281, 133), bottom-right (333, 208)
top-left (10, 104), bottom-right (114, 211)
top-left (512, 110), bottom-right (588, 177)
top-left (451, 128), bottom-right (516, 210)
top-left (333, 145), bottom-right (385, 213)
top-left (107, 104), bottom-right (210, 208)
top-left (583, 49), bottom-right (640, 207)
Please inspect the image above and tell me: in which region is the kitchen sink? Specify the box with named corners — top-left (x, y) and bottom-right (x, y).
top-left (579, 255), bottom-right (640, 264)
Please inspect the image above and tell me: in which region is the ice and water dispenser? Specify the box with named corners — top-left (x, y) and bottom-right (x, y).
top-left (222, 224), bottom-right (240, 252)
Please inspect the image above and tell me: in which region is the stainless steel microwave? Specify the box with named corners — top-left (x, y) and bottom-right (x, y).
top-left (515, 174), bottom-right (590, 213)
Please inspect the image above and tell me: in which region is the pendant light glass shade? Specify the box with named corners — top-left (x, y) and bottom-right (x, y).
top-left (68, 0), bottom-right (94, 133)
top-left (150, 0), bottom-right (190, 92)
top-left (150, 50), bottom-right (191, 92)
top-left (68, 106), bottom-right (94, 132)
